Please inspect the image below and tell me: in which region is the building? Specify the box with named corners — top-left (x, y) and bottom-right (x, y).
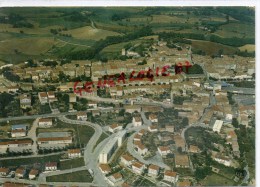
top-left (77, 111), bottom-right (88, 121)
top-left (69, 93), bottom-right (77, 103)
top-left (164, 170), bottom-right (178, 183)
top-left (68, 149), bottom-right (81, 158)
top-left (47, 91), bottom-right (56, 102)
top-left (38, 118), bottom-right (53, 128)
top-left (11, 129), bottom-right (26, 138)
top-left (11, 124), bottom-right (28, 138)
top-left (148, 125), bottom-right (158, 132)
top-left (37, 132), bottom-right (72, 145)
top-left (19, 94), bottom-right (31, 109)
top-left (99, 164), bottom-right (111, 174)
top-left (213, 154), bottom-right (231, 166)
top-left (175, 154), bottom-right (190, 168)
top-left (135, 142), bottom-right (148, 156)
top-left (189, 145), bottom-right (201, 153)
top-left (107, 172), bottom-right (123, 186)
top-left (149, 114), bottom-right (158, 123)
top-left (38, 92), bottom-right (48, 104)
top-left (15, 167), bottom-right (26, 178)
top-left (3, 182), bottom-right (30, 187)
top-left (158, 146), bottom-right (171, 157)
top-left (177, 180), bottom-right (191, 187)
top-left (132, 161), bottom-right (145, 175)
top-left (29, 169), bottom-right (39, 180)
top-left (108, 124), bottom-right (123, 133)
top-left (0, 167), bottom-right (10, 177)
top-left (99, 138), bottom-right (118, 164)
top-left (99, 130), bottom-right (127, 164)
top-left (132, 116), bottom-right (142, 127)
top-left (88, 101), bottom-right (98, 108)
top-left (120, 154), bottom-right (135, 167)
top-left (45, 162), bottom-right (57, 171)
top-left (148, 164), bottom-right (160, 177)
top-left (213, 120), bottom-right (223, 133)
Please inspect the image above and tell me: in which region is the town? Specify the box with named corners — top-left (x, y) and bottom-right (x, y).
top-left (0, 6), bottom-right (255, 187)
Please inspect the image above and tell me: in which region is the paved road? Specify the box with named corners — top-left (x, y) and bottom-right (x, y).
top-left (59, 116), bottom-right (108, 186)
top-left (0, 111), bottom-right (78, 123)
top-left (27, 118), bottom-right (38, 155)
top-left (0, 178), bottom-right (93, 187)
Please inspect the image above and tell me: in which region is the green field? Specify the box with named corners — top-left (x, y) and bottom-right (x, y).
top-left (191, 39), bottom-right (238, 55)
top-left (201, 173), bottom-right (235, 186)
top-left (46, 170), bottom-right (93, 182)
top-left (0, 154), bottom-right (62, 167)
top-left (60, 157), bottom-right (85, 170)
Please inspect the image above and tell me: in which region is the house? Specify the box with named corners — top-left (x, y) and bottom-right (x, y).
top-left (175, 154), bottom-right (190, 168)
top-left (149, 113), bottom-right (158, 123)
top-left (0, 167), bottom-right (10, 176)
top-left (132, 161), bottom-right (145, 175)
top-left (109, 124), bottom-right (123, 133)
top-left (77, 111), bottom-right (87, 121)
top-left (11, 124), bottom-right (27, 138)
top-left (11, 129), bottom-right (26, 138)
top-left (213, 120), bottom-right (223, 133)
top-left (45, 162), bottom-right (57, 171)
top-left (19, 94), bottom-right (31, 109)
top-left (29, 169), bottom-right (39, 180)
top-left (37, 131), bottom-right (72, 145)
top-left (120, 154), bottom-right (135, 166)
top-left (99, 164), bottom-right (111, 174)
top-left (38, 118), bottom-right (52, 128)
top-left (189, 145), bottom-right (201, 153)
top-left (132, 116), bottom-right (142, 127)
top-left (133, 134), bottom-right (141, 142)
top-left (135, 142), bottom-right (148, 156)
top-left (88, 101), bottom-right (98, 108)
top-left (165, 125), bottom-right (174, 133)
top-left (47, 91), bottom-right (56, 102)
top-left (213, 154), bottom-right (231, 166)
top-left (92, 109), bottom-right (100, 116)
top-left (107, 172), bottom-right (123, 186)
top-left (148, 125), bottom-right (158, 132)
top-left (38, 92), bottom-right (48, 104)
top-left (138, 129), bottom-right (146, 136)
top-left (69, 93), bottom-right (77, 103)
top-left (15, 167), bottom-right (26, 178)
top-left (158, 146), bottom-right (171, 157)
top-left (148, 164), bottom-right (160, 177)
top-left (7, 86), bottom-right (19, 93)
top-left (177, 180), bottom-right (191, 187)
top-left (68, 149), bottom-right (81, 158)
top-left (164, 170), bottom-right (178, 183)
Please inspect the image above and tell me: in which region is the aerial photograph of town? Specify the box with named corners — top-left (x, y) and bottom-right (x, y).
top-left (0, 5), bottom-right (255, 187)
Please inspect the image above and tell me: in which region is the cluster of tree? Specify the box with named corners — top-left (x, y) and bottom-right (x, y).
top-left (111, 13), bottom-right (130, 21)
top-left (0, 13), bottom-right (33, 28)
top-left (158, 32), bottom-right (205, 41)
top-left (166, 39), bottom-right (192, 48)
top-left (64, 11), bottom-right (91, 23)
top-left (236, 50), bottom-right (255, 57)
top-left (187, 64), bottom-right (204, 74)
top-left (62, 26), bottom-right (153, 60)
top-left (42, 60), bottom-right (58, 67)
top-left (2, 67), bottom-right (20, 82)
top-left (217, 7), bottom-right (255, 23)
top-left (0, 93), bottom-right (14, 117)
top-left (192, 49), bottom-right (206, 56)
top-left (209, 35), bottom-right (254, 47)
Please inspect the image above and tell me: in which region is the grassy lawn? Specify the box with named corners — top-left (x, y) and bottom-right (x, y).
top-left (60, 157), bottom-right (85, 170)
top-left (0, 154), bottom-right (62, 168)
top-left (56, 119), bottom-right (95, 146)
top-left (133, 177), bottom-right (156, 186)
top-left (215, 23), bottom-right (255, 38)
top-left (239, 44), bottom-right (255, 52)
top-left (46, 170), bottom-right (93, 182)
top-left (201, 173), bottom-right (235, 186)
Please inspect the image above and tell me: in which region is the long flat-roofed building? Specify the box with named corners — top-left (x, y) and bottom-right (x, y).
top-left (99, 138), bottom-right (118, 164)
top-left (37, 132), bottom-right (72, 145)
